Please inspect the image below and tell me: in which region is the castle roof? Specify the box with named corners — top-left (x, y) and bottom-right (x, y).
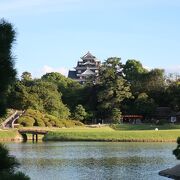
top-left (81, 51), bottom-right (96, 60)
top-left (81, 68), bottom-right (95, 76)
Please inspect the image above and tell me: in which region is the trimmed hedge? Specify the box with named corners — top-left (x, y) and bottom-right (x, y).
top-left (17, 109), bottom-right (84, 128)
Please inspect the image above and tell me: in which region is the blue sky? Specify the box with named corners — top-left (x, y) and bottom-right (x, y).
top-left (1, 0), bottom-right (180, 77)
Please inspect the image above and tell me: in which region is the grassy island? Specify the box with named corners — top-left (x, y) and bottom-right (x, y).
top-left (43, 125), bottom-right (180, 142)
top-left (0, 124), bottom-right (180, 142)
top-left (0, 129), bottom-right (20, 141)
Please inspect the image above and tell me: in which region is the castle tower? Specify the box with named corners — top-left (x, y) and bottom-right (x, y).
top-left (68, 52), bottom-right (100, 83)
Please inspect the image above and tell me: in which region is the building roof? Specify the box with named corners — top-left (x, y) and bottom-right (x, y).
top-left (82, 61), bottom-right (96, 65)
top-left (81, 51), bottom-right (96, 60)
top-left (81, 69), bottom-right (95, 76)
top-left (68, 70), bottom-right (77, 79)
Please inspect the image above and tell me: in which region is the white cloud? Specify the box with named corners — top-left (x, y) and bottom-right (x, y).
top-left (42, 65), bottom-right (69, 76)
top-left (31, 65), bottom-right (69, 78)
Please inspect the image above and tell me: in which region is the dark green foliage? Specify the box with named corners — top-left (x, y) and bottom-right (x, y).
top-left (21, 71), bottom-right (32, 81)
top-left (0, 144), bottom-right (19, 171)
top-left (41, 72), bottom-right (83, 111)
top-left (173, 137), bottom-right (180, 160)
top-left (72, 120), bottom-right (84, 126)
top-left (123, 59), bottom-right (147, 81)
top-left (134, 93), bottom-right (156, 117)
top-left (73, 104), bottom-right (87, 122)
top-left (0, 144), bottom-right (29, 180)
top-left (111, 108), bottom-right (121, 123)
top-left (96, 57), bottom-right (132, 120)
top-left (123, 60), bottom-right (165, 95)
top-left (8, 79), bottom-right (70, 119)
top-left (0, 19), bottom-right (16, 116)
top-left (0, 171), bottom-right (30, 180)
top-left (18, 116), bottom-right (35, 127)
top-left (17, 109), bottom-right (83, 128)
top-left (34, 118), bottom-right (45, 127)
top-left (166, 81), bottom-right (180, 111)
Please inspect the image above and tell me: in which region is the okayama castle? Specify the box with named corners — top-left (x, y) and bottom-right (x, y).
top-left (68, 52), bottom-right (101, 83)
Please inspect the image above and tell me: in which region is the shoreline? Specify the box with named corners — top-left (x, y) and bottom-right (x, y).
top-left (43, 138), bottom-right (177, 142)
top-left (0, 138), bottom-right (177, 143)
top-left (0, 126), bottom-right (180, 143)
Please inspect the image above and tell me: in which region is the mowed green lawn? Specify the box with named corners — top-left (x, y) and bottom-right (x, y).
top-left (111, 124), bottom-right (180, 130)
top-left (1, 124), bottom-right (180, 142)
top-left (0, 129), bottom-right (18, 140)
top-left (44, 125), bottom-right (180, 142)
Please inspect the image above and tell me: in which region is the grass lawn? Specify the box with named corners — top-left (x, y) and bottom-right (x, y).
top-left (43, 125), bottom-right (180, 142)
top-left (0, 129), bottom-right (19, 141)
top-left (1, 124), bottom-right (180, 142)
top-left (111, 123), bottom-right (180, 131)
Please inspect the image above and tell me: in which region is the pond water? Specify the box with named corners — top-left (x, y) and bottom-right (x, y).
top-left (6, 142), bottom-right (179, 180)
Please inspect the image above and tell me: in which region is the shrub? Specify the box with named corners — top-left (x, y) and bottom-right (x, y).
top-left (18, 109), bottom-right (82, 128)
top-left (55, 121), bottom-right (64, 128)
top-left (72, 120), bottom-right (84, 126)
top-left (46, 122), bottom-right (52, 127)
top-left (50, 120), bottom-right (56, 126)
top-left (111, 108), bottom-right (122, 124)
top-left (34, 118), bottom-right (45, 127)
top-left (0, 143), bottom-right (30, 179)
top-left (173, 137), bottom-right (180, 160)
top-left (73, 104), bottom-right (87, 122)
top-left (18, 116), bottom-right (35, 127)
top-left (63, 120), bottom-right (75, 128)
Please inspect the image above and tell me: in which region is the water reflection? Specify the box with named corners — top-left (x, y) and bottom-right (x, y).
top-left (6, 142), bottom-right (178, 180)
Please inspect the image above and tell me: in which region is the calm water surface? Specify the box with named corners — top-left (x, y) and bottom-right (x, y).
top-left (6, 142), bottom-right (178, 180)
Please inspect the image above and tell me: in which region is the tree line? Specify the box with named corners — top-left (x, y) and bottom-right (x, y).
top-left (7, 58), bottom-right (180, 124)
top-left (0, 18), bottom-right (179, 124)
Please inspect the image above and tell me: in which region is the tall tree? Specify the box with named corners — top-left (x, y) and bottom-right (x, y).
top-left (41, 72), bottom-right (83, 110)
top-left (0, 19), bottom-right (16, 115)
top-left (97, 57), bottom-right (132, 121)
top-left (123, 59), bottom-right (148, 93)
top-left (166, 80), bottom-right (180, 111)
top-left (21, 71), bottom-right (32, 81)
top-left (133, 93), bottom-right (156, 118)
top-left (73, 104), bottom-right (87, 122)
top-left (123, 59), bottom-right (147, 81)
top-left (8, 79), bottom-right (70, 119)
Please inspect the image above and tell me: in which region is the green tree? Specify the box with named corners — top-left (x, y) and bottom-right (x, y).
top-left (41, 72), bottom-right (83, 111)
top-left (0, 143), bottom-right (29, 179)
top-left (123, 60), bottom-right (165, 96)
top-left (97, 57), bottom-right (132, 121)
top-left (173, 137), bottom-right (180, 160)
top-left (8, 79), bottom-right (70, 119)
top-left (21, 72), bottom-right (32, 81)
top-left (0, 19), bottom-right (16, 116)
top-left (145, 69), bottom-right (165, 92)
top-left (111, 108), bottom-right (121, 123)
top-left (166, 80), bottom-right (180, 111)
top-left (134, 93), bottom-right (156, 118)
top-left (123, 59), bottom-right (147, 81)
top-left (73, 104), bottom-right (87, 122)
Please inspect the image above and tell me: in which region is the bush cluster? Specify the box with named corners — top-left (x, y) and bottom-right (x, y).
top-left (17, 109), bottom-right (83, 128)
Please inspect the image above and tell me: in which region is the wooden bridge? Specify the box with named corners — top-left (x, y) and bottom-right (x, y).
top-left (18, 129), bottom-right (49, 142)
